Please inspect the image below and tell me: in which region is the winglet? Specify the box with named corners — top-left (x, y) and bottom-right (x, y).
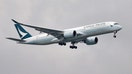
top-left (11, 19), bottom-right (19, 23)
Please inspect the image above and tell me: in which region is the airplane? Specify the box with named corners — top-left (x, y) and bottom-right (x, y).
top-left (7, 19), bottom-right (122, 49)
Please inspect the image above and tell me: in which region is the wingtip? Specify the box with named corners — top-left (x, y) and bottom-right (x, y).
top-left (6, 37), bottom-right (9, 39)
top-left (11, 19), bottom-right (18, 23)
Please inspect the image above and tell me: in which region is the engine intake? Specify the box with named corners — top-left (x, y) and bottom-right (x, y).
top-left (84, 37), bottom-right (98, 45)
top-left (63, 30), bottom-right (76, 38)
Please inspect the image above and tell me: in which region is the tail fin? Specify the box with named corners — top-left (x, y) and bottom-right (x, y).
top-left (12, 19), bottom-right (32, 40)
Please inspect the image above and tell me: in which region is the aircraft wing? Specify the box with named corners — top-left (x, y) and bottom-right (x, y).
top-left (12, 19), bottom-right (63, 39)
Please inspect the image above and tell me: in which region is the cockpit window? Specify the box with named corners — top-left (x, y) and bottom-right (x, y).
top-left (114, 23), bottom-right (118, 25)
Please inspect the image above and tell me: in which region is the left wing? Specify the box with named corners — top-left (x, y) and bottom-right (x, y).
top-left (12, 19), bottom-right (64, 39)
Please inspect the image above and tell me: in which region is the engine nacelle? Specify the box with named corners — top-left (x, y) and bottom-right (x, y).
top-left (84, 37), bottom-right (98, 45)
top-left (63, 30), bottom-right (76, 38)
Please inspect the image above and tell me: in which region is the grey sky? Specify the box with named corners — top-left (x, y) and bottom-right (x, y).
top-left (0, 0), bottom-right (132, 74)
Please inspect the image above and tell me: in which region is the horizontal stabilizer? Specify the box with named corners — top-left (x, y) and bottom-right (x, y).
top-left (6, 37), bottom-right (25, 42)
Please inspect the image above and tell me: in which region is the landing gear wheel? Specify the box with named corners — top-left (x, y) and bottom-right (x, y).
top-left (63, 43), bottom-right (66, 46)
top-left (113, 31), bottom-right (117, 38)
top-left (114, 35), bottom-right (116, 38)
top-left (70, 46), bottom-right (77, 49)
top-left (58, 42), bottom-right (66, 46)
top-left (70, 42), bottom-right (77, 49)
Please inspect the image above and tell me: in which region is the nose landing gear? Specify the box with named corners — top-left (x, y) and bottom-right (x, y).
top-left (113, 31), bottom-right (117, 38)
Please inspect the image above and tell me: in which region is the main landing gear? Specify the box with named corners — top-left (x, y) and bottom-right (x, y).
top-left (58, 42), bottom-right (66, 46)
top-left (70, 42), bottom-right (77, 49)
top-left (59, 42), bottom-right (78, 49)
top-left (113, 31), bottom-right (117, 38)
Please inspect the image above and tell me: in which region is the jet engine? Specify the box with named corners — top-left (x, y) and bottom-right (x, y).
top-left (84, 37), bottom-right (98, 45)
top-left (63, 30), bottom-right (76, 38)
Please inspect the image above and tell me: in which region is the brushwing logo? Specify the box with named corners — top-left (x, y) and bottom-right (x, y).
top-left (17, 27), bottom-right (28, 39)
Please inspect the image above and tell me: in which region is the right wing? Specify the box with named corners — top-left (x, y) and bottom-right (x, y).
top-left (12, 19), bottom-right (64, 39)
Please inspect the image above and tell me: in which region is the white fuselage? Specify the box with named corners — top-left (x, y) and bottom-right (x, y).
top-left (21, 22), bottom-right (122, 45)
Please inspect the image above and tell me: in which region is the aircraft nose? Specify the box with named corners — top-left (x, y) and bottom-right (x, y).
top-left (118, 25), bottom-right (122, 30)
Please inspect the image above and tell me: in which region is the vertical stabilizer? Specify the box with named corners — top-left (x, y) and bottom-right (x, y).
top-left (12, 19), bottom-right (32, 39)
